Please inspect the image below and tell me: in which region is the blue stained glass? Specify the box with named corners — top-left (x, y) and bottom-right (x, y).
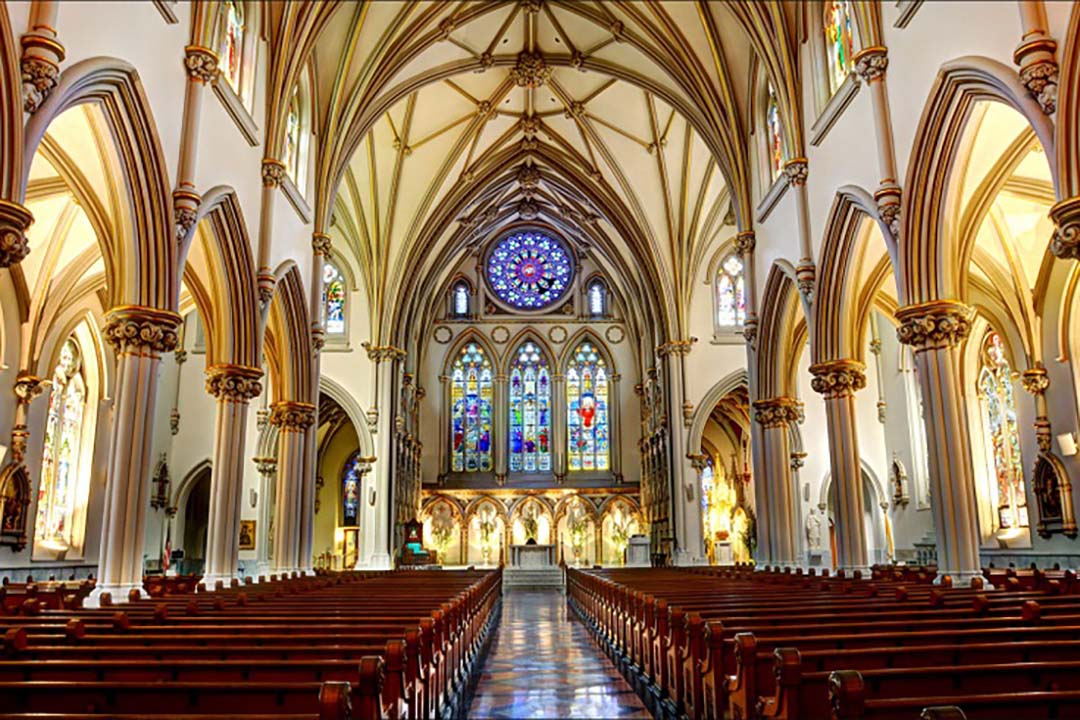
top-left (509, 341), bottom-right (551, 473)
top-left (450, 343), bottom-right (493, 473)
top-left (341, 452), bottom-right (361, 527)
top-left (486, 231), bottom-right (574, 310)
top-left (566, 341), bottom-right (609, 472)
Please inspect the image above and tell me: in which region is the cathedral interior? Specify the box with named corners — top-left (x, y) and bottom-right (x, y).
top-left (2, 1), bottom-right (1080, 718)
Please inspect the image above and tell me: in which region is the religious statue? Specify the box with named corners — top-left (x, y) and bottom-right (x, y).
top-left (805, 508), bottom-right (822, 550)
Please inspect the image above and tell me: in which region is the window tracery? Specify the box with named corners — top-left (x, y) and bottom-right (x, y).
top-left (509, 341), bottom-right (551, 473)
top-left (566, 341), bottom-right (609, 472)
top-left (341, 452), bottom-right (361, 527)
top-left (322, 261), bottom-right (346, 335)
top-left (715, 253), bottom-right (747, 328)
top-left (587, 280), bottom-right (607, 318)
top-left (450, 343), bottom-right (494, 473)
top-left (486, 231), bottom-right (574, 310)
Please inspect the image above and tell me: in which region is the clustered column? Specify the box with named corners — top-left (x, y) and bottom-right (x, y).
top-left (269, 400), bottom-right (316, 575)
top-left (809, 359), bottom-right (869, 572)
top-left (751, 397), bottom-right (800, 568)
top-left (202, 364), bottom-right (263, 587)
top-left (895, 301), bottom-right (982, 583)
top-left (91, 306), bottom-right (181, 605)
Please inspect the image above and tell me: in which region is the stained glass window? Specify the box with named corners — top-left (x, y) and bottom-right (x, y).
top-left (452, 282), bottom-right (470, 318)
top-left (450, 343), bottom-right (494, 473)
top-left (509, 341), bottom-right (551, 473)
top-left (341, 452), bottom-right (361, 527)
top-left (220, 1), bottom-right (245, 91)
top-left (588, 280), bottom-right (606, 318)
top-left (567, 341), bottom-right (609, 472)
top-left (766, 82), bottom-right (783, 180)
top-left (34, 339), bottom-right (86, 552)
top-left (285, 87), bottom-right (302, 182)
top-left (824, 1), bottom-right (855, 94)
top-left (715, 253), bottom-right (746, 327)
top-left (486, 231), bottom-right (574, 310)
top-left (322, 261), bottom-right (345, 335)
top-left (977, 331), bottom-right (1028, 530)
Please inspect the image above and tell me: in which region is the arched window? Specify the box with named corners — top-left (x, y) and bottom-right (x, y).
top-left (450, 343), bottom-right (494, 473)
top-left (285, 86), bottom-right (302, 183)
top-left (766, 82), bottom-right (783, 181)
top-left (341, 453), bottom-right (361, 527)
top-left (509, 341), bottom-right (551, 473)
top-left (823, 1), bottom-right (856, 94)
top-left (715, 253), bottom-right (746, 328)
top-left (451, 281), bottom-right (470, 319)
top-left (322, 260), bottom-right (346, 335)
top-left (587, 280), bottom-right (607, 318)
top-left (219, 0), bottom-right (245, 92)
top-left (977, 331), bottom-right (1028, 530)
top-left (566, 341), bottom-right (610, 472)
top-left (34, 338), bottom-right (87, 553)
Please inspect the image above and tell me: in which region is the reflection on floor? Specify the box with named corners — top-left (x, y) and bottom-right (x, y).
top-left (467, 589), bottom-right (651, 719)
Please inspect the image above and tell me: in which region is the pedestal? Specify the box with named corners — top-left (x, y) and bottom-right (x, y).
top-left (626, 535), bottom-right (650, 567)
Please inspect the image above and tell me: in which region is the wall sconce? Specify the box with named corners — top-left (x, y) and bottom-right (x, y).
top-left (1058, 432), bottom-right (1078, 457)
top-left (249, 489), bottom-right (258, 508)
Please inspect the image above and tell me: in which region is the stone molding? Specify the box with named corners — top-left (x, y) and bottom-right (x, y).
top-left (103, 306), bottom-right (182, 355)
top-left (895, 300), bottom-right (974, 351)
top-left (184, 45), bottom-right (219, 84)
top-left (752, 397), bottom-right (800, 428)
top-left (0, 200), bottom-right (34, 268)
top-left (853, 46), bottom-right (889, 83)
top-left (269, 401), bottom-right (317, 432)
top-left (1050, 197), bottom-right (1080, 260)
top-left (809, 359), bottom-right (868, 398)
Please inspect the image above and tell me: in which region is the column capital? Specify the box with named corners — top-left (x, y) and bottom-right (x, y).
top-left (183, 45), bottom-right (220, 84)
top-left (735, 230), bottom-right (756, 254)
top-left (312, 232), bottom-right (333, 256)
top-left (686, 453), bottom-right (710, 471)
top-left (261, 159), bottom-right (287, 188)
top-left (0, 199), bottom-right (34, 268)
top-left (783, 158), bottom-right (808, 187)
top-left (103, 305), bottom-right (182, 355)
top-left (895, 300), bottom-right (974, 351)
top-left (205, 364), bottom-right (264, 402)
top-left (752, 397), bottom-right (800, 428)
top-left (853, 46), bottom-right (889, 83)
top-left (1014, 37), bottom-right (1059, 115)
top-left (656, 338), bottom-right (697, 357)
top-left (1021, 366), bottom-right (1050, 395)
top-left (362, 342), bottom-right (406, 363)
top-left (1050, 197), bottom-right (1080, 260)
top-left (20, 34), bottom-right (65, 113)
top-left (269, 401), bottom-right (317, 431)
top-left (13, 372), bottom-right (48, 405)
top-left (809, 359), bottom-right (867, 398)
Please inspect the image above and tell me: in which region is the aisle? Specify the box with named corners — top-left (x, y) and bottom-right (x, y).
top-left (467, 590), bottom-right (651, 719)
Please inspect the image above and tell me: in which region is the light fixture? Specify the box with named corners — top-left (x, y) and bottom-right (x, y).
top-left (1058, 432), bottom-right (1078, 457)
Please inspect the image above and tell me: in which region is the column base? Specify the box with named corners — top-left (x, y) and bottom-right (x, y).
top-left (201, 574), bottom-right (237, 590)
top-left (85, 584), bottom-right (145, 608)
top-left (355, 553), bottom-right (392, 571)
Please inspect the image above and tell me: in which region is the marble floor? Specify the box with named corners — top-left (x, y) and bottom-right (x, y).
top-left (467, 590), bottom-right (652, 719)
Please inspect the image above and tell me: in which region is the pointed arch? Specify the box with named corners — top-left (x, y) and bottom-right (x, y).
top-left (900, 56), bottom-right (1057, 306)
top-left (24, 57), bottom-right (175, 311)
top-left (688, 369), bottom-right (750, 457)
top-left (264, 262), bottom-right (313, 403)
top-left (501, 328), bottom-right (557, 375)
top-left (557, 328), bottom-right (617, 373)
top-left (319, 375), bottom-right (375, 461)
top-left (441, 328), bottom-right (499, 376)
top-left (755, 262), bottom-right (806, 400)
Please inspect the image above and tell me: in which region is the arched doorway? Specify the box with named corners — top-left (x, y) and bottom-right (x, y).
top-left (180, 467), bottom-right (211, 575)
top-left (823, 469), bottom-right (891, 568)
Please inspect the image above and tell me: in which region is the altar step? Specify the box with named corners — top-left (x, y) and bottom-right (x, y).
top-left (502, 567), bottom-right (565, 590)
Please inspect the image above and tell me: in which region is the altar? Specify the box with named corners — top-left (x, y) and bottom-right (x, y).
top-left (510, 543), bottom-right (555, 568)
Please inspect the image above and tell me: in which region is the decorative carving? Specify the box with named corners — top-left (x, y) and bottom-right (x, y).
top-left (103, 306), bottom-right (182, 355)
top-left (516, 164), bottom-right (541, 191)
top-left (742, 317), bottom-right (758, 345)
top-left (790, 452), bottom-right (807, 471)
top-left (13, 373), bottom-right (47, 405)
top-left (890, 454), bottom-right (909, 507)
top-left (1049, 197), bottom-right (1080, 260)
top-left (437, 17), bottom-right (456, 40)
top-left (752, 398), bottom-right (800, 428)
top-left (261, 159), bottom-right (287, 188)
top-left (169, 408), bottom-right (180, 436)
top-left (311, 325), bottom-right (326, 352)
top-left (783, 159), bottom-right (808, 187)
top-left (1021, 367), bottom-right (1050, 396)
top-left (656, 338), bottom-right (697, 357)
top-left (253, 457), bottom-right (278, 477)
top-left (269, 401), bottom-right (317, 432)
top-left (517, 198), bottom-right (541, 220)
top-left (0, 200), bottom-right (34, 268)
top-left (520, 114), bottom-right (542, 139)
top-left (895, 301), bottom-right (974, 351)
top-left (809, 360), bottom-right (867, 398)
top-left (805, 508), bottom-right (822, 549)
top-left (21, 56), bottom-right (60, 113)
top-left (361, 343), bottom-right (406, 363)
top-left (183, 45), bottom-right (219, 83)
top-left (852, 46), bottom-right (889, 83)
top-left (796, 261), bottom-right (816, 304)
top-left (735, 231), bottom-right (756, 255)
top-left (874, 185), bottom-right (902, 241)
top-left (174, 205), bottom-right (198, 243)
top-left (520, 0), bottom-right (542, 14)
top-left (311, 232), bottom-right (333, 256)
top-left (433, 326), bottom-right (453, 344)
top-left (511, 51), bottom-right (551, 88)
top-left (604, 326), bottom-right (624, 344)
top-left (1014, 35), bottom-right (1059, 116)
top-left (205, 365), bottom-right (264, 402)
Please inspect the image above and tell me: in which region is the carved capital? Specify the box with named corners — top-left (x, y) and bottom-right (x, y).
top-left (253, 457), bottom-right (278, 476)
top-left (512, 51), bottom-right (551, 88)
top-left (311, 232), bottom-right (332, 256)
top-left (874, 185), bottom-right (902, 240)
top-left (257, 270), bottom-right (276, 305)
top-left (184, 45), bottom-right (220, 84)
top-left (742, 316), bottom-right (758, 346)
top-left (169, 407), bottom-right (180, 436)
top-left (311, 324), bottom-right (326, 352)
top-left (809, 360), bottom-right (867, 398)
top-left (103, 306), bottom-right (182, 355)
top-left (1019, 60), bottom-right (1058, 114)
top-left (656, 338), bottom-right (697, 357)
top-left (783, 158), bottom-right (808, 187)
top-left (205, 364), bottom-right (264, 402)
top-left (13, 373), bottom-right (47, 405)
top-left (21, 56), bottom-right (59, 113)
top-left (0, 200), bottom-right (34, 268)
top-left (895, 300), bottom-right (974, 351)
top-left (362, 342), bottom-right (406, 363)
top-left (796, 261), bottom-right (816, 304)
top-left (853, 46), bottom-right (888, 83)
top-left (687, 453), bottom-right (709, 472)
top-left (752, 397), bottom-right (800, 428)
top-left (1050, 197), bottom-right (1080, 260)
top-left (269, 401), bottom-right (317, 432)
top-left (1021, 367), bottom-right (1050, 396)
top-left (261, 159), bottom-right (287, 188)
top-left (173, 190), bottom-right (200, 243)
top-left (735, 230), bottom-right (756, 255)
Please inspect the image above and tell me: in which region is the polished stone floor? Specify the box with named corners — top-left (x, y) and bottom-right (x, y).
top-left (467, 590), bottom-right (652, 719)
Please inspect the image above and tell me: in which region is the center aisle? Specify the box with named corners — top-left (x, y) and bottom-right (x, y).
top-left (467, 589), bottom-right (651, 719)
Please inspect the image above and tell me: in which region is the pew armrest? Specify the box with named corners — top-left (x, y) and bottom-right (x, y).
top-left (319, 680), bottom-right (353, 720)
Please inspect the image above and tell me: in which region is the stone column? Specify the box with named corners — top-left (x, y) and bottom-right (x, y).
top-left (269, 401), bottom-right (316, 575)
top-left (736, 231), bottom-right (758, 345)
top-left (1013, 0), bottom-right (1059, 114)
top-left (202, 364), bottom-right (263, 587)
top-left (256, 161), bottom-right (287, 303)
top-left (357, 345), bottom-right (402, 569)
top-left (173, 46), bottom-right (219, 244)
top-left (610, 373), bottom-right (623, 482)
top-left (810, 360), bottom-right (870, 573)
top-left (19, 0), bottom-right (65, 113)
top-left (254, 455), bottom-right (277, 576)
top-left (494, 373), bottom-right (508, 485)
top-left (852, 46), bottom-right (902, 238)
top-left (552, 373), bottom-right (566, 484)
top-left (895, 301), bottom-right (981, 584)
top-left (661, 340), bottom-right (703, 565)
top-left (752, 397), bottom-right (801, 568)
top-left (88, 307), bottom-right (181, 606)
top-left (784, 160), bottom-right (816, 304)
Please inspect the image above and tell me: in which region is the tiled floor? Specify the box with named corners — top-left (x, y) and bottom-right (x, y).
top-left (467, 589), bottom-right (652, 719)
